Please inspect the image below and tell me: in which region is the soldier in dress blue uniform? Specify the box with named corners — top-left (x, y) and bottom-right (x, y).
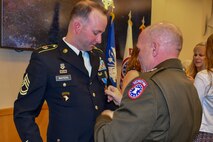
top-left (13, 1), bottom-right (116, 142)
top-left (94, 22), bottom-right (202, 142)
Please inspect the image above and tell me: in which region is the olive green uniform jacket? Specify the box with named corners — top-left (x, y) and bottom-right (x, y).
top-left (95, 59), bottom-right (202, 142)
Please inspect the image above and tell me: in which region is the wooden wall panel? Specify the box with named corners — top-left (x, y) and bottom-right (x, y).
top-left (0, 104), bottom-right (48, 142)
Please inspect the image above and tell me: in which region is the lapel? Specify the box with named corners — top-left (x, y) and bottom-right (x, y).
top-left (88, 51), bottom-right (99, 79)
top-left (58, 40), bottom-right (88, 76)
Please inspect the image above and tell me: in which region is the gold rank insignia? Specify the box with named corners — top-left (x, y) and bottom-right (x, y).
top-left (20, 73), bottom-right (30, 95)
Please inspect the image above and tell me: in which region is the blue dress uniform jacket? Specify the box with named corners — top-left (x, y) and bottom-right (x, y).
top-left (14, 40), bottom-right (115, 142)
top-left (95, 59), bottom-right (202, 142)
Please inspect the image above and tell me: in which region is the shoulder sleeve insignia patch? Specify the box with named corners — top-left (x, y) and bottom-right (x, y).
top-left (128, 79), bottom-right (148, 100)
top-left (20, 73), bottom-right (30, 95)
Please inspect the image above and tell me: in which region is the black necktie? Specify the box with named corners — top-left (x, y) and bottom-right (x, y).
top-left (79, 51), bottom-right (92, 76)
top-left (78, 51), bottom-right (84, 64)
top-left (78, 51), bottom-right (87, 72)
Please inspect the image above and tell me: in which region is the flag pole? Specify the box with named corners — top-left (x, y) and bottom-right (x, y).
top-left (119, 11), bottom-right (133, 89)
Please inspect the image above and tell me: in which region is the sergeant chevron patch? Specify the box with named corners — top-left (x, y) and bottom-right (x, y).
top-left (20, 73), bottom-right (30, 95)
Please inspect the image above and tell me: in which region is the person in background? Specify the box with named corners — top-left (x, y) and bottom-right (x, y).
top-left (106, 47), bottom-right (141, 104)
top-left (95, 22), bottom-right (202, 142)
top-left (119, 47), bottom-right (142, 93)
top-left (194, 34), bottom-right (213, 142)
top-left (186, 42), bottom-right (206, 81)
top-left (13, 1), bottom-right (116, 142)
top-left (126, 47), bottom-right (142, 73)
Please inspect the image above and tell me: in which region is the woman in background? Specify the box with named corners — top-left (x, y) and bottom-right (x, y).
top-left (186, 42), bottom-right (206, 81)
top-left (126, 47), bottom-right (142, 73)
top-left (122, 47), bottom-right (142, 92)
top-left (194, 34), bottom-right (213, 141)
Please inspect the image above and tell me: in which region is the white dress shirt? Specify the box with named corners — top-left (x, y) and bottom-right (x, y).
top-left (63, 37), bottom-right (92, 76)
top-left (194, 69), bottom-right (213, 134)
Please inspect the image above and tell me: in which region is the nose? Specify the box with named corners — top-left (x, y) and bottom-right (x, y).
top-left (194, 55), bottom-right (199, 59)
top-left (96, 34), bottom-right (102, 44)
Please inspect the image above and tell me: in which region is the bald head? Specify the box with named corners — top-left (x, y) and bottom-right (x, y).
top-left (137, 22), bottom-right (183, 72)
top-left (149, 22), bottom-right (183, 54)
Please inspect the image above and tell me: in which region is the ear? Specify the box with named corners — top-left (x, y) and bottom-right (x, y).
top-left (152, 41), bottom-right (159, 57)
top-left (73, 20), bottom-right (82, 34)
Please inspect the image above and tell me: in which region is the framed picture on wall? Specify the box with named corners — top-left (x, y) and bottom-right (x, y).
top-left (1, 0), bottom-right (151, 56)
top-left (1, 0), bottom-right (76, 50)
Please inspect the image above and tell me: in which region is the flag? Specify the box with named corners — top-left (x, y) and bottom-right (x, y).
top-left (120, 11), bottom-right (133, 89)
top-left (106, 12), bottom-right (117, 87)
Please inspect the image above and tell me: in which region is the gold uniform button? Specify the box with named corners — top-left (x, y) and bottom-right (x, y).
top-left (63, 48), bottom-right (68, 53)
top-left (63, 83), bottom-right (67, 87)
top-left (95, 105), bottom-right (98, 110)
top-left (92, 93), bottom-right (96, 97)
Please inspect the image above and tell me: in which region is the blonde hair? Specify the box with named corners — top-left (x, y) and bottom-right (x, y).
top-left (186, 42), bottom-right (206, 79)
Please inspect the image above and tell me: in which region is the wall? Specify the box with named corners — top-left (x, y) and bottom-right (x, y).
top-left (0, 48), bottom-right (32, 108)
top-left (152, 0), bottom-right (213, 61)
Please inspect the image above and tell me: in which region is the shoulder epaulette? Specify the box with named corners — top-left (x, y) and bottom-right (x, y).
top-left (140, 67), bottom-right (166, 79)
top-left (149, 67), bottom-right (166, 79)
top-left (36, 44), bottom-right (58, 53)
top-left (92, 46), bottom-right (103, 53)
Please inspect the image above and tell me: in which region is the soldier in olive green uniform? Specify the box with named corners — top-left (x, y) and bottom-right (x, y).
top-left (94, 22), bottom-right (202, 142)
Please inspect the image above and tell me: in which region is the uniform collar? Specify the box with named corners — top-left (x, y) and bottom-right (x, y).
top-left (63, 37), bottom-right (81, 55)
top-left (155, 58), bottom-right (183, 71)
top-left (58, 39), bottom-right (99, 78)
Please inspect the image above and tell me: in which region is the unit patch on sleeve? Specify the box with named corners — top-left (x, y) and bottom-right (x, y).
top-left (128, 79), bottom-right (148, 100)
